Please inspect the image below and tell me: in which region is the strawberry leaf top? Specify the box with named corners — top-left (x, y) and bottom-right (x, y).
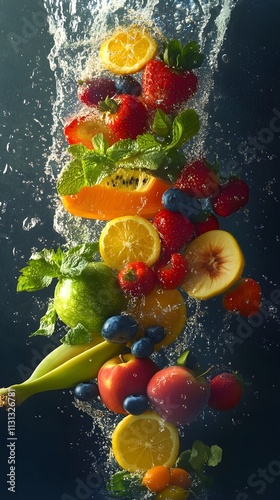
top-left (161, 39), bottom-right (205, 71)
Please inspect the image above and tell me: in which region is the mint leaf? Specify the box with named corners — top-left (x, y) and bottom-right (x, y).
top-left (92, 133), bottom-right (110, 154)
top-left (60, 242), bottom-right (99, 277)
top-left (175, 449), bottom-right (192, 471)
top-left (57, 158), bottom-right (85, 196)
top-left (152, 109), bottom-right (173, 137)
top-left (17, 249), bottom-right (62, 292)
top-left (67, 144), bottom-right (88, 159)
top-left (107, 139), bottom-right (139, 163)
top-left (207, 445), bottom-right (223, 467)
top-left (161, 39), bottom-right (204, 71)
top-left (107, 471), bottom-right (144, 498)
top-left (61, 323), bottom-right (92, 345)
top-left (189, 440), bottom-right (211, 471)
top-left (166, 109), bottom-right (200, 150)
top-left (82, 152), bottom-right (115, 185)
top-left (30, 300), bottom-right (57, 337)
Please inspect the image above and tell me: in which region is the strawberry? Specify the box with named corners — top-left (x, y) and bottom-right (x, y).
top-left (64, 110), bottom-right (116, 149)
top-left (154, 253), bottom-right (189, 290)
top-left (211, 177), bottom-right (250, 217)
top-left (118, 261), bottom-right (156, 297)
top-left (77, 77), bottom-right (116, 106)
top-left (192, 211), bottom-right (219, 237)
top-left (142, 40), bottom-right (204, 114)
top-left (174, 158), bottom-right (219, 198)
top-left (208, 372), bottom-right (244, 411)
top-left (100, 94), bottom-right (149, 141)
top-left (222, 278), bottom-right (261, 317)
top-left (153, 209), bottom-right (194, 253)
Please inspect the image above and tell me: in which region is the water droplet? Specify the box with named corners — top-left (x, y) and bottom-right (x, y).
top-left (22, 217), bottom-right (41, 231)
top-left (222, 53), bottom-right (229, 63)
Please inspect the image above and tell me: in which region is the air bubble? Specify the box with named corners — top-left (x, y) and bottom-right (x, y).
top-left (22, 217), bottom-right (41, 231)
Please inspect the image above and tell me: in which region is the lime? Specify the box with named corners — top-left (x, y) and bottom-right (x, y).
top-left (54, 262), bottom-right (126, 333)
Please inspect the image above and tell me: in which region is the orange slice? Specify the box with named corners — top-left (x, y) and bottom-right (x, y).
top-left (100, 26), bottom-right (157, 74)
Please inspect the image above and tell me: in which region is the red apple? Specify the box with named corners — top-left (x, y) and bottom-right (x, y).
top-left (147, 365), bottom-right (210, 426)
top-left (97, 353), bottom-right (158, 414)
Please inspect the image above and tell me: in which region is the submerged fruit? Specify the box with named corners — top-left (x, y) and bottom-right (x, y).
top-left (127, 286), bottom-right (187, 349)
top-left (54, 262), bottom-right (126, 333)
top-left (111, 411), bottom-right (179, 472)
top-left (99, 215), bottom-right (161, 270)
top-left (100, 25), bottom-right (158, 75)
top-left (61, 167), bottom-right (171, 220)
top-left (182, 230), bottom-right (245, 299)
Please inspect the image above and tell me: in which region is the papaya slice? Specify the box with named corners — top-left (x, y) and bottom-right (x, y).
top-left (61, 168), bottom-right (171, 220)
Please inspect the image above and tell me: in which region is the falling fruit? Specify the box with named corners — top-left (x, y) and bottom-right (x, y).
top-left (182, 230), bottom-right (245, 299)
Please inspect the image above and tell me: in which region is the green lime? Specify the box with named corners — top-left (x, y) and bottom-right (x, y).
top-left (54, 262), bottom-right (126, 333)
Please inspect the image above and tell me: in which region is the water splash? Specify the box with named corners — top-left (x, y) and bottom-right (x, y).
top-left (43, 0), bottom-right (240, 243)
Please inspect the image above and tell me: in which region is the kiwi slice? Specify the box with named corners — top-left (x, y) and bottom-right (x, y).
top-left (100, 168), bottom-right (152, 191)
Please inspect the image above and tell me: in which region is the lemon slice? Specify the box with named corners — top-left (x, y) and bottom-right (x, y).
top-left (99, 26), bottom-right (157, 74)
top-left (182, 230), bottom-right (245, 299)
top-left (112, 411), bottom-right (180, 472)
top-left (99, 215), bottom-right (161, 270)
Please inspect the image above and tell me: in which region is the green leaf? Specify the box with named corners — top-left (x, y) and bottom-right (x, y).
top-left (92, 133), bottom-right (110, 154)
top-left (61, 323), bottom-right (92, 345)
top-left (60, 242), bottom-right (99, 277)
top-left (57, 158), bottom-right (85, 196)
top-left (160, 39), bottom-right (204, 71)
top-left (30, 300), bottom-right (57, 337)
top-left (67, 144), bottom-right (88, 159)
top-left (152, 109), bottom-right (173, 137)
top-left (17, 249), bottom-right (62, 292)
top-left (107, 139), bottom-right (139, 163)
top-left (81, 153), bottom-right (115, 185)
top-left (175, 449), bottom-right (193, 471)
top-left (189, 440), bottom-right (211, 471)
top-left (107, 471), bottom-right (145, 498)
top-left (166, 109), bottom-right (200, 150)
top-left (207, 445), bottom-right (223, 467)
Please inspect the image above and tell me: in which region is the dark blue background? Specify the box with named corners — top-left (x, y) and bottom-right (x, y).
top-left (0, 1), bottom-right (280, 499)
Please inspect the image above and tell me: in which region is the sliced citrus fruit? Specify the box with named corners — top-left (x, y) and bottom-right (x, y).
top-left (99, 25), bottom-right (157, 75)
top-left (111, 411), bottom-right (180, 472)
top-left (126, 286), bottom-right (187, 349)
top-left (99, 215), bottom-right (161, 270)
top-left (61, 168), bottom-right (171, 221)
top-left (182, 230), bottom-right (245, 299)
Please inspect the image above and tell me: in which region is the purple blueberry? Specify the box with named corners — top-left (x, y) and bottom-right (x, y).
top-left (131, 337), bottom-right (154, 358)
top-left (101, 315), bottom-right (138, 344)
top-left (145, 325), bottom-right (166, 345)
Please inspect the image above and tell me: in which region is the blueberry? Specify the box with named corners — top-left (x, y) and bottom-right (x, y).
top-left (74, 381), bottom-right (99, 401)
top-left (123, 394), bottom-right (149, 415)
top-left (131, 337), bottom-right (154, 358)
top-left (115, 76), bottom-right (142, 96)
top-left (145, 325), bottom-right (166, 345)
top-left (101, 315), bottom-right (138, 344)
top-left (162, 187), bottom-right (202, 220)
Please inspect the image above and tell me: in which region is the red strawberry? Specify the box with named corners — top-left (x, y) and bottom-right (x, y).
top-left (77, 77), bottom-right (116, 107)
top-left (100, 94), bottom-right (149, 141)
top-left (222, 278), bottom-right (261, 317)
top-left (153, 209), bottom-right (194, 253)
top-left (64, 109), bottom-right (115, 149)
top-left (154, 253), bottom-right (189, 290)
top-left (118, 261), bottom-right (156, 297)
top-left (174, 158), bottom-right (219, 198)
top-left (142, 40), bottom-right (204, 114)
top-left (192, 211), bottom-right (219, 237)
top-left (208, 372), bottom-right (243, 411)
top-left (211, 178), bottom-right (250, 217)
